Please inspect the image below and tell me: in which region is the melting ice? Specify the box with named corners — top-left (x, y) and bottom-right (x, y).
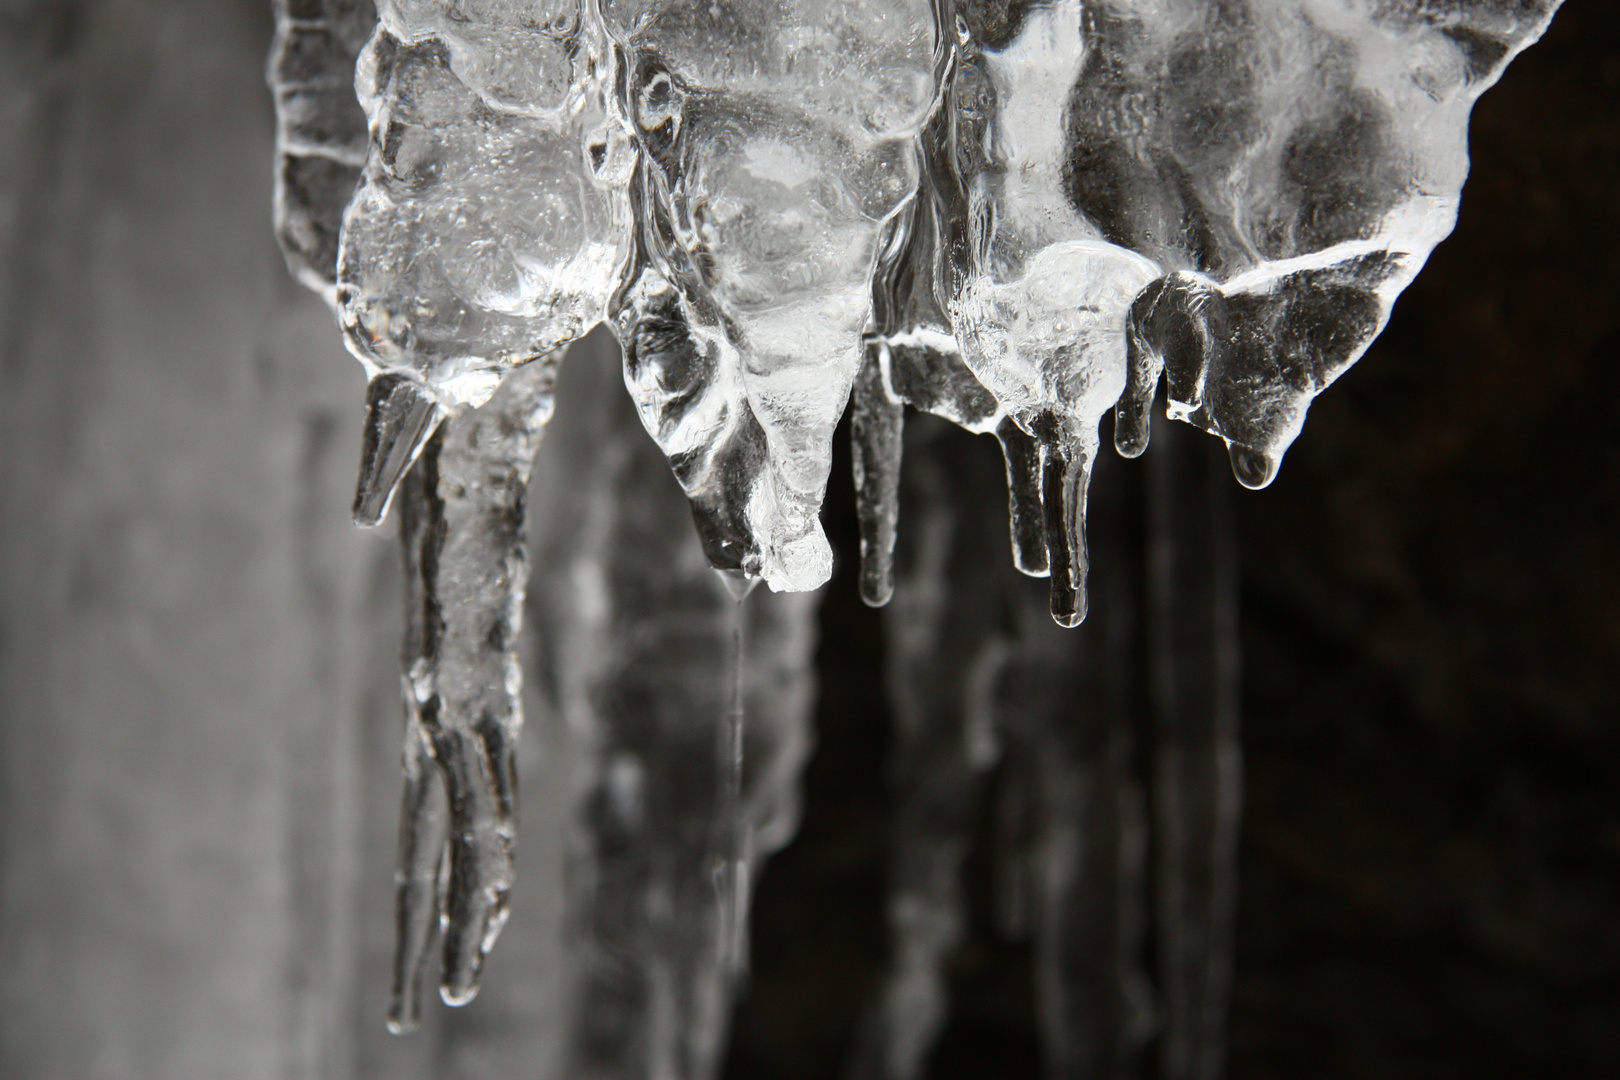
top-left (269, 0), bottom-right (1562, 1073)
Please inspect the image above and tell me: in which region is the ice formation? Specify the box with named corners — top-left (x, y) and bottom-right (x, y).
top-left (268, 0), bottom-right (1561, 1070)
top-left (605, 0), bottom-right (936, 592)
top-left (523, 336), bottom-right (819, 1077)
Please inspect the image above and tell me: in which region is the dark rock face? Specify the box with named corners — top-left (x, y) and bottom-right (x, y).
top-left (1227, 1), bottom-right (1620, 1074)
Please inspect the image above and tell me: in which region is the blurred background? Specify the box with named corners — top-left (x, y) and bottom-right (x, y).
top-left (0, 1), bottom-right (1616, 1078)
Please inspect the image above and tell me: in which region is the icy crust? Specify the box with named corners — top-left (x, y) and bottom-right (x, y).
top-left (309, 0), bottom-right (1561, 604)
top-left (598, 0), bottom-right (937, 137)
top-left (335, 1), bottom-right (634, 527)
top-left (381, 0), bottom-right (585, 117)
top-left (268, 0), bottom-right (377, 300)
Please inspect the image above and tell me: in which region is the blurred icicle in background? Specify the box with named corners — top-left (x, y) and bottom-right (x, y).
top-left (847, 408), bottom-right (1236, 1080)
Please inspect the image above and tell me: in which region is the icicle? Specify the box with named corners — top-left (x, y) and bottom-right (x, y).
top-left (1003, 436), bottom-right (1155, 1080)
top-left (851, 414), bottom-right (1009, 1080)
top-left (611, 180), bottom-right (771, 583)
top-left (352, 372), bottom-right (443, 527)
top-left (1073, 0), bottom-right (1563, 481)
top-left (995, 417), bottom-right (1048, 578)
top-left (267, 0), bottom-right (1570, 1064)
top-left (601, 0), bottom-right (935, 593)
top-left (921, 0), bottom-right (1159, 623)
top-left (387, 356), bottom-right (557, 1019)
top-left (386, 695), bottom-right (448, 1035)
top-left (1035, 418), bottom-right (1095, 629)
top-left (1144, 412), bottom-right (1241, 1080)
top-left (852, 343), bottom-right (906, 608)
top-left (267, 0), bottom-right (373, 303)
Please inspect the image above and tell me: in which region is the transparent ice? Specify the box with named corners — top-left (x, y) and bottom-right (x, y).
top-left (339, 0), bottom-right (631, 524)
top-left (268, 0), bottom-right (1562, 1071)
top-left (604, 0), bottom-right (937, 591)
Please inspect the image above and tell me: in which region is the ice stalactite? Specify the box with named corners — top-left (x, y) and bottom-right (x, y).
top-left (852, 345), bottom-right (906, 609)
top-left (602, 0), bottom-right (936, 592)
top-left (268, 0), bottom-right (1565, 1060)
top-left (387, 356), bottom-right (558, 1027)
top-left (1082, 0), bottom-right (1563, 487)
top-left (335, 0), bottom-right (632, 1013)
top-left (924, 0), bottom-right (1160, 626)
top-left (268, 0), bottom-right (376, 304)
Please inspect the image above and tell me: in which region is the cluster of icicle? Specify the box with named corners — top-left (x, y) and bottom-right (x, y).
top-left (269, 0), bottom-right (1559, 1073)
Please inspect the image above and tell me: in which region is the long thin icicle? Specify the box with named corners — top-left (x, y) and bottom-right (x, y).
top-left (852, 344), bottom-right (906, 608)
top-left (388, 356), bottom-right (558, 1025)
top-left (1012, 440), bottom-right (1154, 1080)
top-left (850, 414), bottom-right (1007, 1080)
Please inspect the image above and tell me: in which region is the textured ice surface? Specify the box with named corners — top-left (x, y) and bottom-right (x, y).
top-left (387, 357), bottom-right (557, 1026)
top-left (338, 0), bottom-right (631, 523)
top-left (265, 0), bottom-right (1563, 1058)
top-left (877, 0), bottom-right (1565, 623)
top-left (269, 0), bottom-right (377, 300)
top-left (1075, 0), bottom-right (1563, 487)
top-left (922, 0), bottom-right (1165, 625)
top-left (602, 0), bottom-right (937, 591)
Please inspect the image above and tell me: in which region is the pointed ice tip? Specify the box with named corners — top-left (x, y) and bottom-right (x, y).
top-left (1113, 399), bottom-right (1152, 459)
top-left (353, 373), bottom-right (444, 527)
top-left (859, 572), bottom-right (894, 608)
top-left (715, 568), bottom-right (760, 602)
top-left (1228, 443), bottom-right (1278, 490)
top-left (384, 1008), bottom-right (419, 1037)
top-left (1048, 584), bottom-right (1087, 628)
top-left (439, 980), bottom-right (481, 1008)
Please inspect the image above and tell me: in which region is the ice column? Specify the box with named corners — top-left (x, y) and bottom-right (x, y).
top-left (386, 358), bottom-right (557, 1027)
top-left (331, 0), bottom-right (632, 1014)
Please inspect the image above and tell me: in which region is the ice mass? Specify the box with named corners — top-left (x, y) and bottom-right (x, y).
top-left (269, 0), bottom-right (1562, 1074)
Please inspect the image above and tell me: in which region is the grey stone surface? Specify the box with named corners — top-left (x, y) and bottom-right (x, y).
top-left (0, 4), bottom-right (576, 1077)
